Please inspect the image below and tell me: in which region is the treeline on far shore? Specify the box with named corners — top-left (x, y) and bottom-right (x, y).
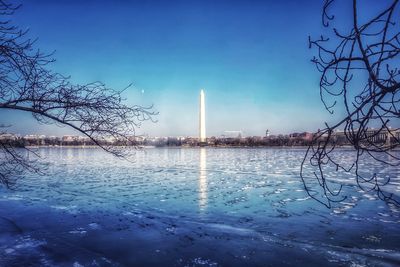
top-left (0, 133), bottom-right (362, 148)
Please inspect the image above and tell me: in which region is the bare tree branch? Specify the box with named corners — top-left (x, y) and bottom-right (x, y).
top-left (301, 0), bottom-right (400, 208)
top-left (0, 1), bottom-right (157, 187)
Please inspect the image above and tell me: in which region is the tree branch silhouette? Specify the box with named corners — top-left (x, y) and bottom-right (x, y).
top-left (301, 0), bottom-right (400, 208)
top-left (0, 1), bottom-right (157, 187)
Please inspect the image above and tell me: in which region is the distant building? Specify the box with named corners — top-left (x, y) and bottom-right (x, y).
top-left (333, 128), bottom-right (399, 146)
top-left (24, 134), bottom-right (45, 140)
top-left (289, 132), bottom-right (312, 140)
top-left (222, 131), bottom-right (243, 139)
top-left (0, 133), bottom-right (17, 140)
top-left (62, 135), bottom-right (80, 142)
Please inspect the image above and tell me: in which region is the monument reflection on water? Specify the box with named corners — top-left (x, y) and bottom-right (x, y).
top-left (198, 148), bottom-right (207, 211)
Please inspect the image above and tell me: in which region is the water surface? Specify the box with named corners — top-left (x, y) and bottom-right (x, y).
top-left (0, 148), bottom-right (399, 266)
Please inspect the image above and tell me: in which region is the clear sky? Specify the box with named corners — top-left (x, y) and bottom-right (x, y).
top-left (0, 0), bottom-right (384, 137)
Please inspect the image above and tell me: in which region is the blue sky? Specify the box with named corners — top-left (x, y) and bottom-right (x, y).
top-left (1, 0), bottom-right (380, 136)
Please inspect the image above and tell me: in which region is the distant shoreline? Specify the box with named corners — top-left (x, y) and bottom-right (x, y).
top-left (24, 145), bottom-right (357, 149)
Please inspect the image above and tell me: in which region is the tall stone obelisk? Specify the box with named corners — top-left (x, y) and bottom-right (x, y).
top-left (199, 89), bottom-right (206, 144)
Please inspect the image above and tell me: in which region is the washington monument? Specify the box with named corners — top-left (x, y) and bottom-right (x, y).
top-left (199, 89), bottom-right (206, 143)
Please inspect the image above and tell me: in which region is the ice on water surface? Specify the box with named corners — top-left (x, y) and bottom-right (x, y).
top-left (0, 147), bottom-right (399, 266)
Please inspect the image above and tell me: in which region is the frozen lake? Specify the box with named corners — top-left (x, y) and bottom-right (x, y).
top-left (0, 147), bottom-right (399, 266)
